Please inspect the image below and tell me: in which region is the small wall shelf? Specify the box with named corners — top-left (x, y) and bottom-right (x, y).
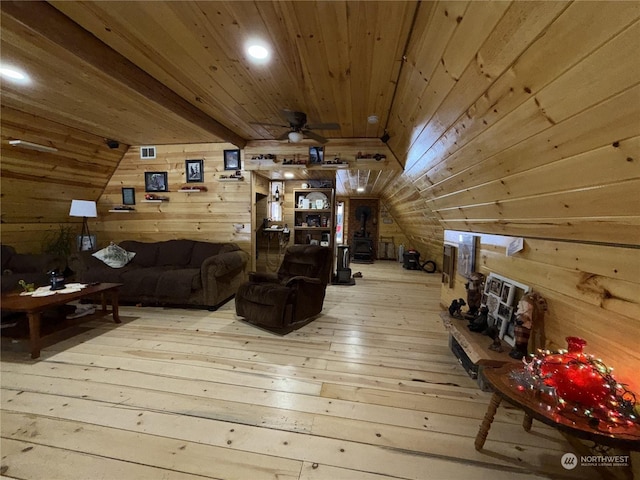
top-left (178, 188), bottom-right (205, 193)
top-left (142, 199), bottom-right (165, 203)
top-left (218, 177), bottom-right (244, 182)
top-left (108, 209), bottom-right (134, 213)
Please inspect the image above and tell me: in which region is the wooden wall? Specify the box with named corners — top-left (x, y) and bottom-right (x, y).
top-left (379, 3), bottom-right (640, 390)
top-left (0, 106), bottom-right (126, 253)
top-left (441, 232), bottom-right (640, 393)
top-left (96, 144), bottom-right (251, 252)
top-left (383, 1), bottom-right (640, 255)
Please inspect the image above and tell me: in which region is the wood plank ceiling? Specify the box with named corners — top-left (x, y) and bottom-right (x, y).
top-left (1, 0), bottom-right (417, 197)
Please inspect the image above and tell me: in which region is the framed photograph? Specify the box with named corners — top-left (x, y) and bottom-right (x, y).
top-left (500, 282), bottom-right (515, 304)
top-left (309, 146), bottom-right (324, 164)
top-left (185, 159), bottom-right (204, 183)
top-left (77, 235), bottom-right (96, 252)
top-left (502, 319), bottom-right (517, 346)
top-left (144, 172), bottom-right (168, 192)
top-left (497, 303), bottom-right (513, 321)
top-left (224, 149), bottom-right (241, 170)
top-left (456, 234), bottom-right (476, 279)
top-left (488, 277), bottom-right (503, 295)
top-left (121, 187), bottom-right (135, 205)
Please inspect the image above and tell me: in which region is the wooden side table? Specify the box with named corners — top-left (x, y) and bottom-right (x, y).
top-left (475, 364), bottom-right (640, 452)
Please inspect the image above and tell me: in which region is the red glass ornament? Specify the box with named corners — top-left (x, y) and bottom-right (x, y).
top-left (540, 337), bottom-right (610, 407)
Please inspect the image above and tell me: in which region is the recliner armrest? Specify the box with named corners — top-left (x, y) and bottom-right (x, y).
top-left (248, 271), bottom-right (279, 283)
top-left (284, 276), bottom-right (323, 287)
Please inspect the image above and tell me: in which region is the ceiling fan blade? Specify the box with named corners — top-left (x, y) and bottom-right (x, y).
top-left (276, 131), bottom-right (291, 141)
top-left (281, 109), bottom-right (307, 127)
top-left (303, 129), bottom-right (328, 144)
top-left (306, 122), bottom-right (340, 130)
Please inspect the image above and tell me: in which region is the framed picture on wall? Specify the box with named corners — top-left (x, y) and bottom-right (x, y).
top-left (121, 187), bottom-right (136, 205)
top-left (185, 159), bottom-right (204, 183)
top-left (457, 234), bottom-right (476, 279)
top-left (224, 149), bottom-right (241, 170)
top-left (309, 146), bottom-right (324, 164)
top-left (144, 172), bottom-right (168, 192)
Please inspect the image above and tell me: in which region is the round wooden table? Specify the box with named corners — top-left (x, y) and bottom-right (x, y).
top-left (475, 364), bottom-right (640, 452)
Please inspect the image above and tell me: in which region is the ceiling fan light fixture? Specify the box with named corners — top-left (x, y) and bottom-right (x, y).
top-left (288, 131), bottom-right (304, 143)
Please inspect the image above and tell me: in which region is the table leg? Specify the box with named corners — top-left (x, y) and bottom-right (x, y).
top-left (475, 392), bottom-right (502, 450)
top-left (523, 413), bottom-right (533, 432)
top-left (27, 312), bottom-right (42, 359)
top-left (111, 290), bottom-right (121, 324)
top-left (99, 290), bottom-right (121, 323)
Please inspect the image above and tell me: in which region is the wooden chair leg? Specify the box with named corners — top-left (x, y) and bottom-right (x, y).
top-left (523, 413), bottom-right (533, 432)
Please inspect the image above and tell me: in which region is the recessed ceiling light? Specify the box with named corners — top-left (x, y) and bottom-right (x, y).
top-left (367, 115), bottom-right (379, 124)
top-left (357, 187), bottom-right (365, 192)
top-left (0, 64), bottom-right (30, 85)
top-left (284, 172), bottom-right (294, 179)
top-left (247, 44), bottom-right (269, 59)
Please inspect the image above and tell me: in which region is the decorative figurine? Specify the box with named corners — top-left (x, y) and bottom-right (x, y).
top-left (464, 272), bottom-right (485, 319)
top-left (509, 291), bottom-right (548, 359)
top-left (448, 298), bottom-right (466, 318)
top-left (468, 306), bottom-right (489, 332)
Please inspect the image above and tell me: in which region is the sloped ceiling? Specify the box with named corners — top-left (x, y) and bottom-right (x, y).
top-left (1, 1), bottom-right (638, 254)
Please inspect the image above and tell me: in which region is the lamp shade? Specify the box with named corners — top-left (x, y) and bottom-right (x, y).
top-left (288, 131), bottom-right (304, 143)
top-left (69, 199), bottom-right (97, 218)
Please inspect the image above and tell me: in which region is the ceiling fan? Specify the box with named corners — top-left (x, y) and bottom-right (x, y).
top-left (251, 109), bottom-right (340, 144)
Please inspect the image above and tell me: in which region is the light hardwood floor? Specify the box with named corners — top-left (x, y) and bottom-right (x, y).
top-left (1, 262), bottom-right (603, 480)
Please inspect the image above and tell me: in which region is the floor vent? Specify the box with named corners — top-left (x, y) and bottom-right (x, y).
top-left (140, 146), bottom-right (156, 159)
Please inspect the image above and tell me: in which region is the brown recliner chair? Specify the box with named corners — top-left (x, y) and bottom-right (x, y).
top-left (235, 245), bottom-right (332, 333)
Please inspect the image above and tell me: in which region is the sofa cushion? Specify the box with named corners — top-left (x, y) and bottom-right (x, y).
top-left (156, 268), bottom-right (201, 300)
top-left (189, 242), bottom-right (223, 267)
top-left (93, 243), bottom-right (136, 268)
top-left (158, 240), bottom-right (194, 267)
top-left (121, 267), bottom-right (171, 297)
top-left (120, 241), bottom-right (159, 267)
top-left (7, 253), bottom-right (54, 274)
top-left (78, 265), bottom-right (133, 284)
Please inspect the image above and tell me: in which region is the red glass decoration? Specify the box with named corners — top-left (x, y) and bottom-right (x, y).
top-left (540, 337), bottom-right (610, 407)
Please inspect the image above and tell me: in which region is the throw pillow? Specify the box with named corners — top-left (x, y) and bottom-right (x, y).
top-left (92, 243), bottom-right (136, 268)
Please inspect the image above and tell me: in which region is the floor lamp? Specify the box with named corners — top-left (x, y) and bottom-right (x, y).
top-left (69, 199), bottom-right (97, 251)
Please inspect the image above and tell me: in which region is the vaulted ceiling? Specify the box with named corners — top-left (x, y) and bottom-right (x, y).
top-left (2, 1), bottom-right (638, 251)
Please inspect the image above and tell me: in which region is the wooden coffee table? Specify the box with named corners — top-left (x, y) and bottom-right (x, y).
top-left (475, 364), bottom-right (640, 452)
top-left (1, 282), bottom-right (122, 359)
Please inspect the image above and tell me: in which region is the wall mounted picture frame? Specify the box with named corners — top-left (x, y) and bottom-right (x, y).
top-left (309, 146), bottom-right (324, 164)
top-left (185, 159), bottom-right (204, 183)
top-left (144, 171), bottom-right (168, 192)
top-left (121, 187), bottom-right (136, 205)
top-left (456, 234), bottom-right (476, 279)
top-left (224, 149), bottom-right (241, 170)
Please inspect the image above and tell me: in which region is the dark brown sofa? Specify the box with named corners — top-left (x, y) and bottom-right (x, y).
top-left (1, 245), bottom-right (64, 293)
top-left (235, 245), bottom-right (332, 333)
top-left (69, 239), bottom-right (249, 309)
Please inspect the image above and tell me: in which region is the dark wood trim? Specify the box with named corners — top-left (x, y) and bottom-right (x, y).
top-left (1, 0), bottom-right (247, 149)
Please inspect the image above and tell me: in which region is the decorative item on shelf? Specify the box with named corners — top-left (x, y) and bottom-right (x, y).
top-left (144, 193), bottom-right (169, 201)
top-left (355, 152), bottom-right (386, 161)
top-left (178, 185), bottom-right (208, 192)
top-left (219, 170), bottom-right (244, 181)
top-left (250, 153), bottom-right (276, 161)
top-left (508, 292), bottom-right (547, 360)
top-left (511, 337), bottom-right (639, 429)
top-left (282, 154), bottom-right (307, 165)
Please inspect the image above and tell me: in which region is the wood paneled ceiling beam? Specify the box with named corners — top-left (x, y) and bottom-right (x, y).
top-left (1, 0), bottom-right (247, 149)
